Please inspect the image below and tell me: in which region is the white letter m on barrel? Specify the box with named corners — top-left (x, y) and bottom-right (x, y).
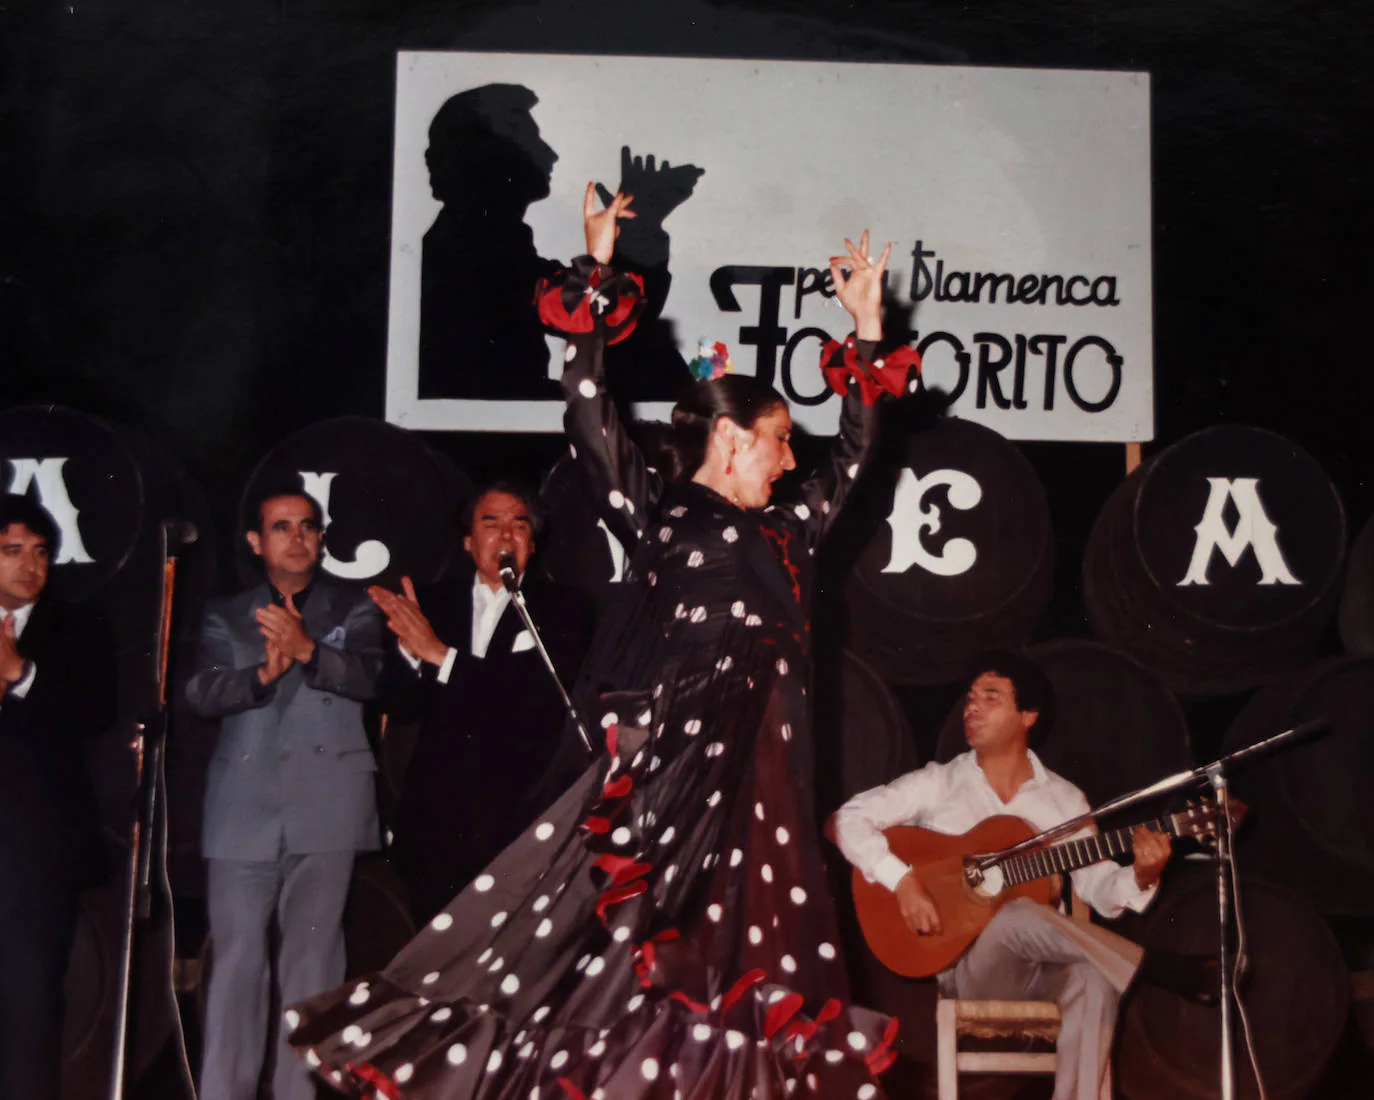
top-left (1178, 477), bottom-right (1299, 586)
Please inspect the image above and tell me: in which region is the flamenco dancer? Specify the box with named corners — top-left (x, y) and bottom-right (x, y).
top-left (286, 188), bottom-right (920, 1099)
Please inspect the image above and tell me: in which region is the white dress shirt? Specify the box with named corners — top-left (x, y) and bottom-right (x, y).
top-left (833, 749), bottom-right (1157, 920)
top-left (398, 575), bottom-right (513, 684)
top-left (0, 601), bottom-right (38, 699)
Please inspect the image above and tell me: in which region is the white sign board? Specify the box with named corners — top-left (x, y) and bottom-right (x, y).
top-left (386, 51), bottom-right (1152, 442)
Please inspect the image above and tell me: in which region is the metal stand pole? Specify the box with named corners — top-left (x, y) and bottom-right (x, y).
top-left (1207, 765), bottom-right (1236, 1100)
top-left (507, 586), bottom-right (593, 753)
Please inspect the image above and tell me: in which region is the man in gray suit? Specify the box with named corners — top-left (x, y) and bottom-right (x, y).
top-left (188, 484), bottom-right (383, 1100)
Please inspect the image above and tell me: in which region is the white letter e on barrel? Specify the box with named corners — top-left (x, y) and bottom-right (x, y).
top-left (883, 468), bottom-right (983, 577)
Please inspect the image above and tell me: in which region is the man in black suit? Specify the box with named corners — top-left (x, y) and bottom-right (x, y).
top-left (369, 481), bottom-right (594, 925)
top-left (0, 493), bottom-right (116, 1100)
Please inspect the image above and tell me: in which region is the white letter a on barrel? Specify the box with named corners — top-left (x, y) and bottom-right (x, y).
top-left (1178, 477), bottom-right (1299, 586)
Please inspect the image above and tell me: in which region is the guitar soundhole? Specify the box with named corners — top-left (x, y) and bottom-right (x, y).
top-left (967, 861), bottom-right (1005, 901)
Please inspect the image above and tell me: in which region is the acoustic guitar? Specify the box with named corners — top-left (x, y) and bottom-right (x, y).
top-left (851, 800), bottom-right (1238, 977)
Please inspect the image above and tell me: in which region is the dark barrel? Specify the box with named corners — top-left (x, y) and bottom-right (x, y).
top-left (1222, 657), bottom-right (1374, 916)
top-left (1116, 867), bottom-right (1347, 1100)
top-left (1085, 426), bottom-right (1345, 696)
top-left (842, 418), bottom-right (1054, 685)
top-left (240, 416), bottom-right (471, 591)
top-left (936, 639), bottom-right (1193, 828)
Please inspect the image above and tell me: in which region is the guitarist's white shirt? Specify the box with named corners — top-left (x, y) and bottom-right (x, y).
top-left (833, 750), bottom-right (1157, 920)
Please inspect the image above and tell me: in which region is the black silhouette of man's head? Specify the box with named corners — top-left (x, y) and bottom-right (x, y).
top-left (426, 84), bottom-right (558, 210)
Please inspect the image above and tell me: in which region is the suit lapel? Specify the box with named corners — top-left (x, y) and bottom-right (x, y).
top-left (486, 593), bottom-right (524, 660)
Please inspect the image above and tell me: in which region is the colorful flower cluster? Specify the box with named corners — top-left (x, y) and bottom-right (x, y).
top-left (688, 340), bottom-right (733, 381)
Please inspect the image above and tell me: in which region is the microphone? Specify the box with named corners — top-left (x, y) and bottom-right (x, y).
top-left (497, 551), bottom-right (519, 592)
top-left (162, 519), bottom-right (199, 545)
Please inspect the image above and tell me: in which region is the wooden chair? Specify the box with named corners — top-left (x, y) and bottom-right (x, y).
top-left (935, 996), bottom-right (1060, 1100)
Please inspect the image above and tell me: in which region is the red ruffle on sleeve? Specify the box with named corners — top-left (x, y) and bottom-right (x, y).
top-left (535, 256), bottom-right (646, 345)
top-left (819, 335), bottom-right (921, 407)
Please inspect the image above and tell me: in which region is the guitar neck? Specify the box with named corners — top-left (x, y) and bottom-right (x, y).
top-left (997, 812), bottom-right (1183, 887)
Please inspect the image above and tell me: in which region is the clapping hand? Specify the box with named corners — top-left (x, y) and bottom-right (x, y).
top-left (829, 230), bottom-right (890, 342)
top-left (583, 182), bottom-right (636, 265)
top-left (0, 616), bottom-right (26, 685)
top-left (368, 577), bottom-right (449, 667)
top-left (257, 638), bottom-right (294, 686)
top-left (256, 594), bottom-right (315, 665)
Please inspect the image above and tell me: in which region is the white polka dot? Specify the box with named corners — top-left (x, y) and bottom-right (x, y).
top-left (847, 463), bottom-right (860, 478)
top-left (693, 1023), bottom-right (712, 1041)
top-left (447, 1042), bottom-right (467, 1065)
top-left (342, 1025), bottom-right (362, 1044)
top-left (776, 826), bottom-right (790, 845)
top-left (624, 498), bottom-right (635, 513)
top-left (550, 1050), bottom-right (569, 1070)
top-left (475, 874), bottom-right (495, 893)
top-left (690, 605), bottom-right (708, 623)
top-left (533, 1005), bottom-right (550, 1023)
top-left (585, 956), bottom-right (606, 977)
top-left (859, 1086), bottom-right (878, 1100)
top-left (648, 572), bottom-right (658, 586)
top-left (284, 1009), bottom-right (300, 1029)
top-left (534, 822), bottom-right (555, 841)
top-left (847, 1031), bottom-right (868, 1051)
top-left (716, 656), bottom-right (734, 672)
top-left (487, 1050), bottom-right (503, 1072)
top-left (488, 957), bottom-right (504, 972)
top-left (822, 500), bottom-right (831, 514)
top-left (491, 910), bottom-right (507, 928)
top-left (726, 1030), bottom-right (746, 1051)
top-left (642, 1057), bottom-right (660, 1081)
top-left (668, 505), bottom-right (687, 517)
top-left (608, 489), bottom-right (625, 509)
top-left (601, 711), bottom-right (619, 729)
top-left (306, 1049), bottom-right (320, 1066)
top-left (533, 895), bottom-right (550, 912)
top-left (430, 911), bottom-right (453, 931)
top-left (521, 1043), bottom-right (536, 1061)
top-left (684, 719), bottom-right (702, 735)
top-left (501, 974), bottom-right (520, 995)
top-left (564, 344), bottom-right (578, 363)
top-left (819, 942), bottom-right (837, 960)
top-left (660, 826), bottom-right (676, 844)
top-left (708, 903), bottom-right (723, 922)
top-left (422, 971), bottom-right (440, 984)
top-left (650, 755), bottom-right (662, 770)
top-left (749, 925), bottom-right (763, 945)
top-left (687, 550), bottom-right (705, 568)
top-left (780, 723), bottom-right (792, 742)
top-left (826, 1050), bottom-right (844, 1065)
top-left (352, 1030), bottom-right (372, 1048)
top-left (589, 1038), bottom-right (607, 1057)
top-left (674, 602), bottom-right (687, 619)
top-left (576, 954), bottom-right (591, 971)
top-left (578, 379), bottom-right (597, 398)
top-left (707, 790), bottom-right (722, 807)
top-left (761, 863), bottom-right (774, 883)
top-left (705, 741), bottom-right (724, 757)
top-left (431, 1006), bottom-right (453, 1023)
top-left (730, 848), bottom-right (743, 867)
top-left (637, 710), bottom-right (651, 726)
top-left (658, 526), bottom-right (673, 542)
top-left (795, 503), bottom-right (811, 520)
top-left (790, 886), bottom-right (807, 905)
top-left (665, 864), bottom-right (677, 883)
top-left (722, 526), bottom-right (738, 543)
top-left (745, 614), bottom-right (762, 626)
top-left (395, 1064), bottom-right (414, 1083)
top-left (776, 658), bottom-right (789, 676)
top-left (628, 994), bottom-right (645, 1012)
top-left (755, 802), bottom-right (766, 821)
top-left (612, 826), bottom-right (632, 846)
top-left (781, 954), bottom-right (797, 973)
top-left (613, 925), bottom-right (631, 942)
top-left (808, 1074), bottom-right (818, 1089)
top-left (731, 600), bottom-right (746, 618)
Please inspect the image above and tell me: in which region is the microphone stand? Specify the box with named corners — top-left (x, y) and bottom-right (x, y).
top-left (969, 719), bottom-right (1324, 1100)
top-left (108, 521), bottom-right (196, 1100)
top-left (499, 559), bottom-right (592, 754)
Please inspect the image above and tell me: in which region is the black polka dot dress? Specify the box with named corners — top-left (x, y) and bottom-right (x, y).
top-left (286, 260), bottom-right (912, 1099)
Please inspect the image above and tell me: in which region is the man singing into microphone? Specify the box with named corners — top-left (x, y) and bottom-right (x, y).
top-left (369, 481), bottom-right (593, 924)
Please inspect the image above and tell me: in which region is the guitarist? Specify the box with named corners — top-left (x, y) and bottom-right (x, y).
top-left (833, 652), bottom-right (1207, 1100)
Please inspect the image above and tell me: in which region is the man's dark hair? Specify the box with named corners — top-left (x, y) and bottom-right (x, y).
top-left (244, 483), bottom-right (323, 535)
top-left (0, 493), bottom-right (59, 547)
top-left (967, 650), bottom-right (1056, 749)
top-left (465, 480), bottom-right (544, 538)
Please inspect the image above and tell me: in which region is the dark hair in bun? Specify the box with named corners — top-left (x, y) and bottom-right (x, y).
top-left (659, 375), bottom-right (788, 483)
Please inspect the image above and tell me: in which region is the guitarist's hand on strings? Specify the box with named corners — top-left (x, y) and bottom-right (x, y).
top-left (1131, 826), bottom-right (1172, 890)
top-left (896, 872), bottom-right (943, 936)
